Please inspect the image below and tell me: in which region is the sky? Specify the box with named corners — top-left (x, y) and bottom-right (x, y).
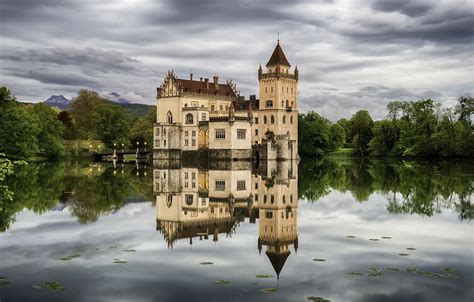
top-left (0, 0), bottom-right (473, 120)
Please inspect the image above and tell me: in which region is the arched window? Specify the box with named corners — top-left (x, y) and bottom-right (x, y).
top-left (263, 195), bottom-right (267, 203)
top-left (283, 195), bottom-right (286, 204)
top-left (264, 115), bottom-right (267, 124)
top-left (167, 194), bottom-right (172, 207)
top-left (286, 100), bottom-right (289, 107)
top-left (290, 115), bottom-right (293, 124)
top-left (185, 113), bottom-right (193, 124)
top-left (283, 115), bottom-right (286, 124)
top-left (167, 111), bottom-right (173, 124)
top-left (281, 100), bottom-right (284, 107)
top-left (271, 115), bottom-right (274, 124)
top-left (266, 100), bottom-right (273, 108)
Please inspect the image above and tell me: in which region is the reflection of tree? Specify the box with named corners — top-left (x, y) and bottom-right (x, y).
top-left (299, 158), bottom-right (474, 220)
top-left (1, 161), bottom-right (154, 231)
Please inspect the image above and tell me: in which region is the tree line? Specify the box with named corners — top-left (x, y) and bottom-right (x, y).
top-left (299, 96), bottom-right (474, 158)
top-left (0, 87), bottom-right (156, 159)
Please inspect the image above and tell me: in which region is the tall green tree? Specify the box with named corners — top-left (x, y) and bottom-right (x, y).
top-left (28, 103), bottom-right (65, 157)
top-left (350, 110), bottom-right (373, 156)
top-left (129, 107), bottom-right (156, 146)
top-left (95, 104), bottom-right (131, 148)
top-left (69, 90), bottom-right (104, 139)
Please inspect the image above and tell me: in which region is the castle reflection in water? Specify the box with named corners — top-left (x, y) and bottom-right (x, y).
top-left (153, 159), bottom-right (298, 278)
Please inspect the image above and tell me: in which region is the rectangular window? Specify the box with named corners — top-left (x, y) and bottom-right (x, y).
top-left (215, 129), bottom-right (226, 139)
top-left (265, 211), bottom-right (273, 219)
top-left (185, 139), bottom-right (188, 146)
top-left (237, 180), bottom-right (246, 191)
top-left (192, 172), bottom-right (196, 179)
top-left (255, 129), bottom-right (258, 136)
top-left (164, 140), bottom-right (166, 147)
top-left (215, 180), bottom-right (225, 191)
top-left (237, 129), bottom-right (246, 139)
top-left (255, 182), bottom-right (258, 189)
top-left (185, 131), bottom-right (189, 136)
top-left (255, 117), bottom-right (258, 124)
top-left (192, 130), bottom-right (196, 137)
top-left (192, 139), bottom-right (196, 146)
top-left (185, 194), bottom-right (193, 205)
top-left (201, 199), bottom-right (206, 206)
top-left (201, 113), bottom-right (206, 121)
top-left (211, 105), bottom-right (215, 111)
top-left (255, 194), bottom-right (258, 201)
top-left (185, 172), bottom-right (188, 179)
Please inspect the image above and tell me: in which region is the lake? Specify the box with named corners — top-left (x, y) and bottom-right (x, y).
top-left (0, 158), bottom-right (472, 302)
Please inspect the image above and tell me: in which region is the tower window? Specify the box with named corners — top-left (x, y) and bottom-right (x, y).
top-left (282, 100), bottom-right (284, 107)
top-left (211, 105), bottom-right (215, 111)
top-left (265, 87), bottom-right (267, 93)
top-left (290, 115), bottom-right (294, 124)
top-left (271, 87), bottom-right (273, 93)
top-left (201, 113), bottom-right (206, 121)
top-left (167, 111), bottom-right (173, 124)
top-left (185, 194), bottom-right (193, 206)
top-left (215, 129), bottom-right (225, 139)
top-left (237, 129), bottom-right (246, 139)
top-left (271, 115), bottom-right (275, 124)
top-left (215, 180), bottom-right (225, 191)
top-left (283, 115), bottom-right (286, 124)
top-left (185, 113), bottom-right (193, 124)
top-left (255, 117), bottom-right (258, 124)
top-left (265, 211), bottom-right (273, 219)
top-left (237, 180), bottom-right (246, 191)
top-left (264, 115), bottom-right (267, 124)
top-left (266, 100), bottom-right (273, 108)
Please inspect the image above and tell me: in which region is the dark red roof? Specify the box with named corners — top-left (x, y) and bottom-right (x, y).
top-left (178, 79), bottom-right (237, 97)
top-left (266, 42), bottom-right (291, 67)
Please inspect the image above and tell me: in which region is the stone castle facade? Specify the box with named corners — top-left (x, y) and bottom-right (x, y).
top-left (153, 41), bottom-right (299, 160)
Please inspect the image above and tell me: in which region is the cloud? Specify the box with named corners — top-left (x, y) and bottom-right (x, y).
top-left (0, 0), bottom-right (472, 118)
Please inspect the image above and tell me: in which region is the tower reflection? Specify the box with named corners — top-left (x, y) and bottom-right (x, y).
top-left (153, 160), bottom-right (298, 278)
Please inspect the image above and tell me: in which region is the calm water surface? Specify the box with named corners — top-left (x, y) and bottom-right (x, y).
top-left (0, 158), bottom-right (472, 302)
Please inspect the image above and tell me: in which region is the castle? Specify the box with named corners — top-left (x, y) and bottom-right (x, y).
top-left (153, 41), bottom-right (299, 161)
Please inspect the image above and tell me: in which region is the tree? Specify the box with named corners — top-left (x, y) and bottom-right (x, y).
top-left (328, 123), bottom-right (345, 151)
top-left (58, 111), bottom-right (76, 139)
top-left (456, 95), bottom-right (473, 122)
top-left (28, 103), bottom-right (65, 157)
top-left (350, 110), bottom-right (373, 156)
top-left (369, 120), bottom-right (399, 156)
top-left (0, 89), bottom-right (40, 158)
top-left (95, 104), bottom-right (131, 148)
top-left (128, 107), bottom-right (156, 146)
top-left (336, 118), bottom-right (351, 147)
top-left (298, 112), bottom-right (331, 157)
top-left (69, 90), bottom-right (104, 139)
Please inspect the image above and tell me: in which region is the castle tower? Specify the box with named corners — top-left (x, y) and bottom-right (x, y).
top-left (257, 41), bottom-right (298, 159)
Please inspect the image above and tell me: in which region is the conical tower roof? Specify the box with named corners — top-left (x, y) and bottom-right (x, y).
top-left (266, 41), bottom-right (291, 67)
top-left (266, 250), bottom-right (291, 278)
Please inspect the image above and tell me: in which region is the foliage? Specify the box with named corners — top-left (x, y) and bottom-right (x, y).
top-left (350, 110), bottom-right (373, 156)
top-left (128, 107), bottom-right (156, 146)
top-left (95, 103), bottom-right (131, 148)
top-left (28, 103), bottom-right (65, 157)
top-left (69, 90), bottom-right (104, 140)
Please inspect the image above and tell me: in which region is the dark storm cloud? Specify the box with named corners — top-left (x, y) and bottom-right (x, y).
top-left (0, 47), bottom-right (140, 73)
top-left (11, 69), bottom-right (97, 87)
top-left (371, 0), bottom-right (434, 17)
top-left (0, 0), bottom-right (472, 119)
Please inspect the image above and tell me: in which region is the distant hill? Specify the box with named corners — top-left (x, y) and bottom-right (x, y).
top-left (43, 95), bottom-right (71, 109)
top-left (41, 93), bottom-right (154, 118)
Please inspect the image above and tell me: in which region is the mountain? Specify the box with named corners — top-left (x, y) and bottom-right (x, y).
top-left (43, 95), bottom-right (71, 109)
top-left (106, 92), bottom-right (131, 104)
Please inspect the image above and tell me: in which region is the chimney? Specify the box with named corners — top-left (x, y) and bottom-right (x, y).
top-left (204, 78), bottom-right (209, 89)
top-left (200, 77), bottom-right (203, 82)
top-left (190, 73), bottom-right (193, 81)
top-left (213, 75), bottom-right (219, 89)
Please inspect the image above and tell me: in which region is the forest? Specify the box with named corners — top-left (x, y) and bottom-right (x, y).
top-left (298, 96), bottom-right (474, 158)
top-left (0, 87), bottom-right (155, 159)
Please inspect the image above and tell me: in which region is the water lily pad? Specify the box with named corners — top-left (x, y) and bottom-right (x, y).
top-left (346, 272), bottom-right (363, 276)
top-left (312, 258), bottom-right (326, 262)
top-left (43, 281), bottom-right (66, 291)
top-left (88, 247), bottom-right (100, 252)
top-left (415, 271), bottom-right (443, 278)
top-left (113, 258), bottom-right (127, 264)
top-left (381, 237), bottom-right (392, 239)
top-left (406, 247), bottom-right (416, 250)
top-left (405, 268), bottom-right (418, 273)
top-left (59, 254), bottom-right (81, 261)
top-left (386, 268), bottom-right (401, 272)
top-left (260, 288), bottom-right (278, 293)
top-left (200, 262), bottom-right (213, 265)
top-left (442, 273), bottom-right (459, 279)
top-left (307, 297), bottom-right (331, 302)
top-left (214, 280), bottom-right (230, 285)
top-left (346, 236), bottom-right (356, 238)
top-left (32, 285), bottom-right (42, 290)
top-left (369, 238), bottom-right (379, 241)
top-left (398, 253), bottom-right (409, 256)
top-left (368, 271), bottom-right (384, 277)
top-left (0, 277), bottom-right (9, 286)
top-left (123, 249), bottom-right (136, 252)
top-left (442, 267), bottom-right (452, 272)
top-left (369, 267), bottom-right (381, 272)
top-left (256, 274), bottom-right (273, 278)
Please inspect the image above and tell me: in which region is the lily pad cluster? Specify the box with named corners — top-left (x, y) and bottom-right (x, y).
top-left (59, 254), bottom-right (81, 261)
top-left (0, 276), bottom-right (9, 286)
top-left (214, 280), bottom-right (230, 285)
top-left (43, 281), bottom-right (66, 291)
top-left (307, 297), bottom-right (331, 302)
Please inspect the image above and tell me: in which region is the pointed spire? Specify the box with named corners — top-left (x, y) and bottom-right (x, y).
top-left (266, 41), bottom-right (290, 67)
